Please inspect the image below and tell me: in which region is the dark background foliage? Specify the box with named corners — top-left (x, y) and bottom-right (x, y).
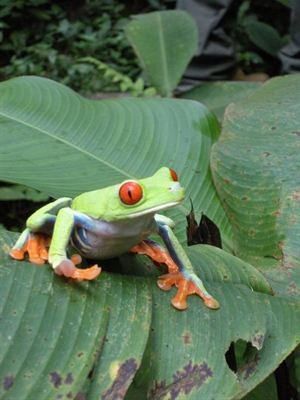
top-left (0, 0), bottom-right (290, 96)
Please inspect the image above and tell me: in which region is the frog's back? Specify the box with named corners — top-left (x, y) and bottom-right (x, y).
top-left (71, 187), bottom-right (109, 219)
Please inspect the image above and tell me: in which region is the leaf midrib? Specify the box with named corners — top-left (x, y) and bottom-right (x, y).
top-left (0, 108), bottom-right (193, 217)
top-left (0, 109), bottom-right (134, 179)
top-left (156, 13), bottom-right (171, 96)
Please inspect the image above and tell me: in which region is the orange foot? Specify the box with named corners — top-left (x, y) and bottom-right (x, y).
top-left (10, 233), bottom-right (51, 265)
top-left (158, 272), bottom-right (220, 311)
top-left (131, 240), bottom-right (178, 273)
top-left (54, 258), bottom-right (101, 281)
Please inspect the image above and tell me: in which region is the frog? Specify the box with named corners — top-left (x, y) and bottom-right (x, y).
top-left (10, 167), bottom-right (219, 310)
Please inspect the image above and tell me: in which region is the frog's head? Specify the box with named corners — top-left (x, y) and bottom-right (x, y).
top-left (106, 167), bottom-right (185, 220)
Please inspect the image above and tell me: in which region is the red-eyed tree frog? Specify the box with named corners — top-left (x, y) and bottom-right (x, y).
top-left (10, 167), bottom-right (219, 310)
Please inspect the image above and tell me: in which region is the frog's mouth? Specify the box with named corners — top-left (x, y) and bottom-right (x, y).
top-left (126, 200), bottom-right (182, 218)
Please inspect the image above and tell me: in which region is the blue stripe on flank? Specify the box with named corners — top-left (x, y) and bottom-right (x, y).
top-left (158, 224), bottom-right (184, 273)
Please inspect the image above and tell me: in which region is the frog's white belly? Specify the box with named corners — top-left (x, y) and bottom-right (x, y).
top-left (71, 214), bottom-right (156, 259)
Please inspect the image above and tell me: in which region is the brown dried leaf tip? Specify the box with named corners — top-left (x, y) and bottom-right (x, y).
top-left (186, 200), bottom-right (222, 248)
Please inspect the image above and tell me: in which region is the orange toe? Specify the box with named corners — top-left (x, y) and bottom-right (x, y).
top-left (157, 272), bottom-right (219, 311)
top-left (157, 272), bottom-right (181, 291)
top-left (71, 254), bottom-right (82, 266)
top-left (28, 256), bottom-right (45, 265)
top-left (55, 259), bottom-right (101, 281)
top-left (72, 265), bottom-right (101, 281)
top-left (131, 241), bottom-right (179, 273)
top-left (10, 248), bottom-right (25, 261)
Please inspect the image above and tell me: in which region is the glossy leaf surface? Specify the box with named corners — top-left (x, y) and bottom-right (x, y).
top-left (180, 81), bottom-right (261, 122)
top-left (0, 76), bottom-right (299, 399)
top-left (211, 75), bottom-right (300, 300)
top-left (125, 10), bottom-right (197, 97)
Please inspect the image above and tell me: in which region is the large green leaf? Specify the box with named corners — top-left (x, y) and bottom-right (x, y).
top-left (125, 246), bottom-right (299, 399)
top-left (180, 81), bottom-right (261, 122)
top-left (0, 230), bottom-right (152, 400)
top-left (211, 74), bottom-right (300, 300)
top-left (0, 75), bottom-right (232, 249)
top-left (2, 230), bottom-right (299, 400)
top-left (0, 76), bottom-right (299, 399)
top-left (125, 10), bottom-right (197, 97)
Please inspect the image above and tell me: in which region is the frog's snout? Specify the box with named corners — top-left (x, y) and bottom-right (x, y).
top-left (169, 181), bottom-right (181, 192)
top-left (169, 182), bottom-right (185, 200)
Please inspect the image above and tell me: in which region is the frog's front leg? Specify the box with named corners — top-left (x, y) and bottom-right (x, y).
top-left (10, 197), bottom-right (72, 264)
top-left (49, 208), bottom-right (101, 280)
top-left (155, 214), bottom-right (219, 310)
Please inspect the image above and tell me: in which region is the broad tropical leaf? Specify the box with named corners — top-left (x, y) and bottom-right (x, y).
top-left (0, 230), bottom-right (151, 400)
top-left (0, 76), bottom-right (299, 399)
top-left (125, 10), bottom-right (197, 97)
top-left (2, 231), bottom-right (298, 400)
top-left (0, 75), bottom-right (232, 249)
top-left (180, 81), bottom-right (261, 122)
top-left (125, 246), bottom-right (299, 399)
top-left (211, 75), bottom-right (300, 300)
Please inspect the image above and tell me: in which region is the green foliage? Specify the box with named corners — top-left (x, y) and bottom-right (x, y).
top-left (0, 76), bottom-right (299, 398)
top-left (0, 0), bottom-right (140, 94)
top-left (243, 19), bottom-right (285, 57)
top-left (0, 184), bottom-right (49, 202)
top-left (125, 10), bottom-right (198, 97)
top-left (275, 0), bottom-right (291, 8)
top-left (78, 57), bottom-right (157, 97)
top-left (234, 0), bottom-right (289, 72)
top-left (180, 81), bottom-right (261, 122)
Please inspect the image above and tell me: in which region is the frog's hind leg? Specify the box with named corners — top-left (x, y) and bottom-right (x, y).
top-left (130, 239), bottom-right (178, 273)
top-left (10, 226), bottom-right (52, 265)
top-left (10, 197), bottom-right (71, 264)
top-left (154, 214), bottom-right (220, 311)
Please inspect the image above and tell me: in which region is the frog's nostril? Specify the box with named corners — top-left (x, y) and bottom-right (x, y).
top-left (169, 182), bottom-right (182, 192)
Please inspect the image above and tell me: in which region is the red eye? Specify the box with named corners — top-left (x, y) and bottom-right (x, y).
top-left (170, 168), bottom-right (178, 181)
top-left (119, 181), bottom-right (143, 205)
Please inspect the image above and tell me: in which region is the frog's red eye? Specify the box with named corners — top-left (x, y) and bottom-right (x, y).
top-left (119, 181), bottom-right (143, 205)
top-left (169, 168), bottom-right (178, 182)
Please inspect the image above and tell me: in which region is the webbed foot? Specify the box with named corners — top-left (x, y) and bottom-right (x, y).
top-left (158, 272), bottom-right (220, 310)
top-left (10, 233), bottom-right (50, 264)
top-left (54, 259), bottom-right (101, 281)
top-left (131, 240), bottom-right (178, 273)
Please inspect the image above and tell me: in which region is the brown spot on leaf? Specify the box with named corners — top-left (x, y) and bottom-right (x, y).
top-left (3, 375), bottom-right (14, 391)
top-left (248, 229), bottom-right (256, 237)
top-left (287, 282), bottom-right (298, 296)
top-left (182, 332), bottom-right (192, 345)
top-left (291, 191), bottom-right (300, 201)
top-left (224, 178), bottom-right (230, 185)
top-left (65, 373), bottom-right (74, 385)
top-left (272, 210), bottom-right (281, 217)
top-left (242, 354), bottom-right (260, 379)
top-left (102, 358), bottom-right (138, 400)
top-left (77, 352), bottom-right (84, 358)
top-left (49, 372), bottom-right (62, 388)
top-left (282, 261), bottom-right (293, 277)
top-left (263, 152), bottom-right (270, 157)
top-left (66, 392), bottom-right (73, 399)
top-left (150, 361), bottom-right (213, 399)
top-left (241, 196), bottom-right (249, 201)
top-left (74, 393), bottom-right (86, 400)
top-left (292, 131), bottom-right (300, 136)
top-left (251, 333), bottom-right (264, 350)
